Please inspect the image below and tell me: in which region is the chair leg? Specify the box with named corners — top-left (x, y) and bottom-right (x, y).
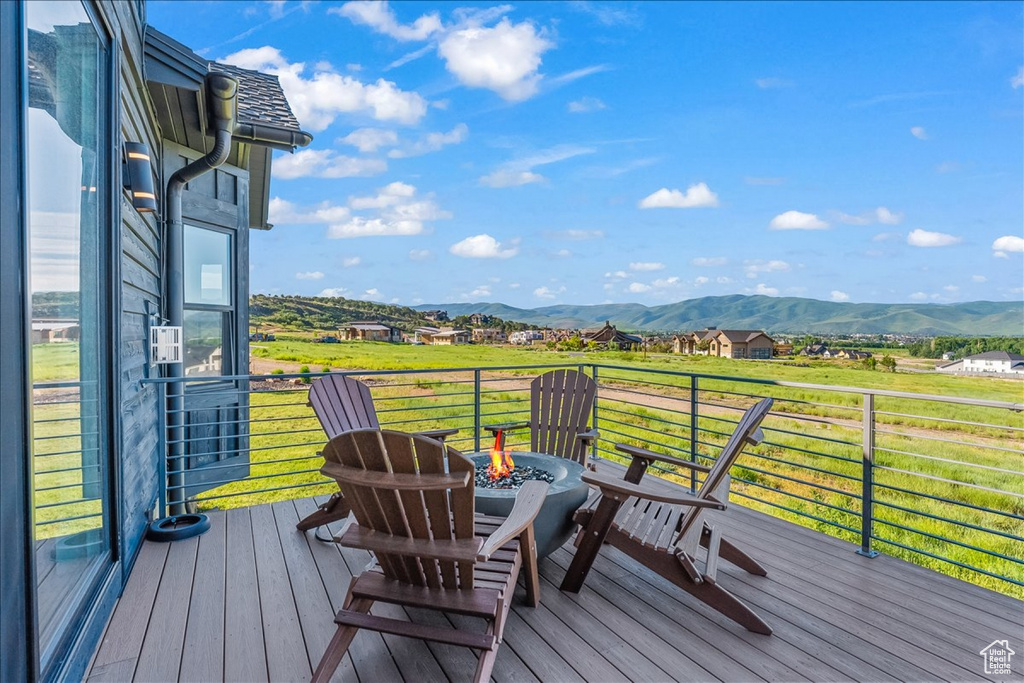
top-left (473, 648), bottom-right (499, 683)
top-left (560, 497), bottom-right (624, 593)
top-left (296, 492), bottom-right (351, 532)
top-left (311, 598), bottom-right (372, 683)
top-left (691, 578), bottom-right (773, 635)
top-left (520, 525), bottom-right (540, 607)
top-left (700, 529), bottom-right (768, 576)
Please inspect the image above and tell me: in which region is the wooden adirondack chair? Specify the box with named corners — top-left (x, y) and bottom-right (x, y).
top-left (311, 429), bottom-right (548, 683)
top-left (483, 369), bottom-right (599, 467)
top-left (295, 374), bottom-right (459, 532)
top-left (560, 398), bottom-right (775, 635)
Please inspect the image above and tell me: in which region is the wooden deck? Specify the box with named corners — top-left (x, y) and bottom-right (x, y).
top-left (87, 467), bottom-right (1022, 682)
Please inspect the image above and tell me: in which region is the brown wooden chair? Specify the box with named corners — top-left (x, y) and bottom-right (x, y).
top-left (483, 369), bottom-right (599, 468)
top-left (296, 374), bottom-right (459, 531)
top-left (560, 398), bottom-right (775, 635)
top-left (311, 430), bottom-right (548, 683)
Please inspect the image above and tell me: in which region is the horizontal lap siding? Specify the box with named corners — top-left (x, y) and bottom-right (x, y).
top-left (117, 0), bottom-right (162, 566)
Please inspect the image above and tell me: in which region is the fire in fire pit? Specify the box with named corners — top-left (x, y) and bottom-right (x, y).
top-left (477, 430), bottom-right (556, 490)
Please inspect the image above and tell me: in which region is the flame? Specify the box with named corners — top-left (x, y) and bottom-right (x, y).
top-left (488, 429), bottom-right (515, 480)
top-left (488, 448), bottom-right (515, 480)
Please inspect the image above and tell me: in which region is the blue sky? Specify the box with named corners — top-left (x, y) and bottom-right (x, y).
top-left (149, 0), bottom-right (1024, 308)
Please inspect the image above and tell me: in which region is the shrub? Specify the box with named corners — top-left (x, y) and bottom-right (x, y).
top-left (299, 365), bottom-right (311, 384)
top-left (270, 368), bottom-right (284, 375)
top-left (321, 366), bottom-right (331, 373)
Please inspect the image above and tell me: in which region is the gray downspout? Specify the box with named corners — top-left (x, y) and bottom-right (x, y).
top-left (164, 73), bottom-right (237, 514)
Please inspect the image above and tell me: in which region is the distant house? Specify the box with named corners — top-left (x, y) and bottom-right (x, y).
top-left (509, 330), bottom-right (544, 345)
top-left (582, 322), bottom-right (642, 350)
top-left (802, 343), bottom-right (829, 357)
top-left (937, 351), bottom-right (1024, 376)
top-left (469, 313), bottom-right (491, 326)
top-left (430, 329), bottom-right (470, 345)
top-left (774, 343), bottom-right (794, 356)
top-left (413, 326), bottom-right (440, 344)
top-left (471, 328), bottom-right (506, 343)
top-left (31, 320), bottom-right (81, 344)
top-left (676, 328), bottom-right (774, 359)
top-left (343, 322), bottom-right (402, 343)
top-left (423, 310), bottom-right (449, 322)
top-left (836, 349), bottom-right (873, 360)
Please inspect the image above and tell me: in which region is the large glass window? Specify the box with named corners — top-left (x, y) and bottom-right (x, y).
top-left (26, 0), bottom-right (110, 671)
top-left (184, 225), bottom-right (233, 376)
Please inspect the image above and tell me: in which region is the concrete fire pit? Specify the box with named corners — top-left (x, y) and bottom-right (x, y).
top-left (469, 452), bottom-right (590, 558)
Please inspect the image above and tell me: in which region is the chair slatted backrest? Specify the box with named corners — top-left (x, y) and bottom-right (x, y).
top-left (309, 374), bottom-right (380, 439)
top-left (672, 398), bottom-right (774, 550)
top-left (321, 430), bottom-right (477, 590)
top-left (530, 369), bottom-right (597, 464)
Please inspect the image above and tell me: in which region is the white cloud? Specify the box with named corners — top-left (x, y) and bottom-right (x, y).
top-left (744, 259), bottom-right (790, 278)
top-left (627, 282), bottom-right (651, 293)
top-left (342, 256), bottom-right (362, 267)
top-left (468, 285), bottom-right (492, 298)
top-left (549, 65), bottom-right (611, 86)
top-left (340, 128), bottom-right (399, 153)
top-left (770, 210), bottom-right (828, 230)
top-left (716, 276), bottom-right (733, 284)
top-left (605, 270), bottom-right (628, 280)
top-left (449, 234), bottom-right (519, 259)
top-left (222, 46), bottom-right (428, 129)
top-left (943, 285), bottom-right (959, 293)
top-left (691, 256), bottom-right (727, 267)
top-left (409, 248), bottom-right (432, 261)
top-left (388, 123), bottom-right (469, 158)
top-left (358, 288), bottom-right (382, 300)
top-left (972, 274), bottom-right (987, 283)
top-left (481, 144), bottom-right (594, 188)
top-left (552, 229), bottom-right (603, 241)
top-left (269, 197), bottom-right (351, 225)
top-left (1012, 66), bottom-right (1023, 89)
top-left (872, 231), bottom-right (901, 242)
top-left (553, 249), bottom-right (572, 258)
top-left (753, 283), bottom-right (778, 296)
top-left (837, 206), bottom-right (904, 226)
top-left (296, 271), bottom-right (324, 280)
top-left (992, 235), bottom-right (1024, 258)
top-left (694, 276), bottom-right (709, 286)
top-left (508, 282), bottom-right (521, 289)
top-left (331, 2), bottom-right (443, 41)
top-left (438, 18), bottom-right (553, 101)
top-left (910, 126), bottom-right (928, 140)
top-left (652, 276), bottom-right (680, 288)
top-left (326, 182), bottom-right (450, 238)
top-left (272, 149), bottom-right (387, 179)
top-left (755, 77), bottom-right (793, 89)
top-left (909, 291), bottom-right (928, 301)
top-left (534, 285), bottom-right (563, 299)
top-left (629, 262), bottom-right (664, 272)
top-left (830, 290), bottom-right (850, 302)
top-left (638, 183), bottom-right (719, 209)
top-left (907, 228), bottom-right (961, 248)
top-left (349, 181), bottom-right (416, 209)
top-left (319, 287), bottom-right (350, 297)
top-left (568, 96), bottom-right (606, 113)
top-left (479, 170), bottom-right (544, 188)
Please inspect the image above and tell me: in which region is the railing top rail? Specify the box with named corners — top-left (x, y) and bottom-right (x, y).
top-left (590, 363), bottom-right (1024, 412)
top-left (137, 362), bottom-right (1024, 412)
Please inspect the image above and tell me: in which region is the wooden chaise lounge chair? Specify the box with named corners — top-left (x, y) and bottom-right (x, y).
top-left (296, 374), bottom-right (459, 532)
top-left (560, 397), bottom-right (775, 635)
top-left (311, 430), bottom-right (548, 683)
top-left (483, 369), bottom-right (599, 468)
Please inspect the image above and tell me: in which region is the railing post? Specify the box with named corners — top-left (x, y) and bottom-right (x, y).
top-left (591, 365), bottom-right (599, 462)
top-left (473, 368), bottom-right (481, 452)
top-left (690, 376), bottom-right (699, 494)
top-left (858, 392), bottom-right (880, 558)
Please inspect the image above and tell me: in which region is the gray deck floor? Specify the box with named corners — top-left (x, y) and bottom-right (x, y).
top-left (87, 467), bottom-right (1022, 682)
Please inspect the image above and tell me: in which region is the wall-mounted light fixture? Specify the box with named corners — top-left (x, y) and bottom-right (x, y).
top-left (123, 141), bottom-right (157, 213)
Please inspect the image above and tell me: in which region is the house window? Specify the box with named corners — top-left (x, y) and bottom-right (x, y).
top-left (25, 0), bottom-right (112, 672)
top-left (183, 225), bottom-right (233, 376)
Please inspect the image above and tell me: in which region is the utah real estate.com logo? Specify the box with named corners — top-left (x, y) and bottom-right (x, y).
top-left (979, 640), bottom-right (1015, 676)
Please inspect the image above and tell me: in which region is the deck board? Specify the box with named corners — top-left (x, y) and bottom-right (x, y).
top-left (86, 475), bottom-right (1023, 683)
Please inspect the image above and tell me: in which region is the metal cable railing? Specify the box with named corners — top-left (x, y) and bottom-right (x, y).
top-left (139, 362), bottom-right (1023, 596)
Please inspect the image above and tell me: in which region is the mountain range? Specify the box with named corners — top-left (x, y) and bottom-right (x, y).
top-left (414, 295), bottom-right (1023, 336)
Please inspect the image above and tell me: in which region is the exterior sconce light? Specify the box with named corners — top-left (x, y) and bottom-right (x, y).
top-left (123, 141), bottom-right (157, 213)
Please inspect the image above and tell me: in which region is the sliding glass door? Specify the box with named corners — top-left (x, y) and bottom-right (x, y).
top-left (25, 1), bottom-right (113, 673)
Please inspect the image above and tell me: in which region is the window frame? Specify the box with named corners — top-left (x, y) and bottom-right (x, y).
top-left (182, 222), bottom-right (235, 379)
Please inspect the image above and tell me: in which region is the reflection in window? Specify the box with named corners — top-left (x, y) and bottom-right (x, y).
top-left (184, 310), bottom-right (227, 376)
top-left (184, 225), bottom-right (231, 306)
top-left (26, 0), bottom-right (109, 669)
top-left (183, 225), bottom-right (233, 377)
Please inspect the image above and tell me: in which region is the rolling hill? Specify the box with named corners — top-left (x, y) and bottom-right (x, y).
top-left (414, 295), bottom-right (1023, 336)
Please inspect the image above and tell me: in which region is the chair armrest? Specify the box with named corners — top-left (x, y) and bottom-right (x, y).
top-left (581, 471), bottom-right (726, 509)
top-left (482, 422), bottom-right (530, 437)
top-left (576, 428), bottom-right (599, 443)
top-left (614, 443), bottom-right (712, 473)
top-left (413, 427), bottom-right (460, 441)
top-left (321, 462), bottom-right (470, 491)
top-left (338, 525), bottom-right (484, 562)
top-left (477, 480), bottom-right (549, 560)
